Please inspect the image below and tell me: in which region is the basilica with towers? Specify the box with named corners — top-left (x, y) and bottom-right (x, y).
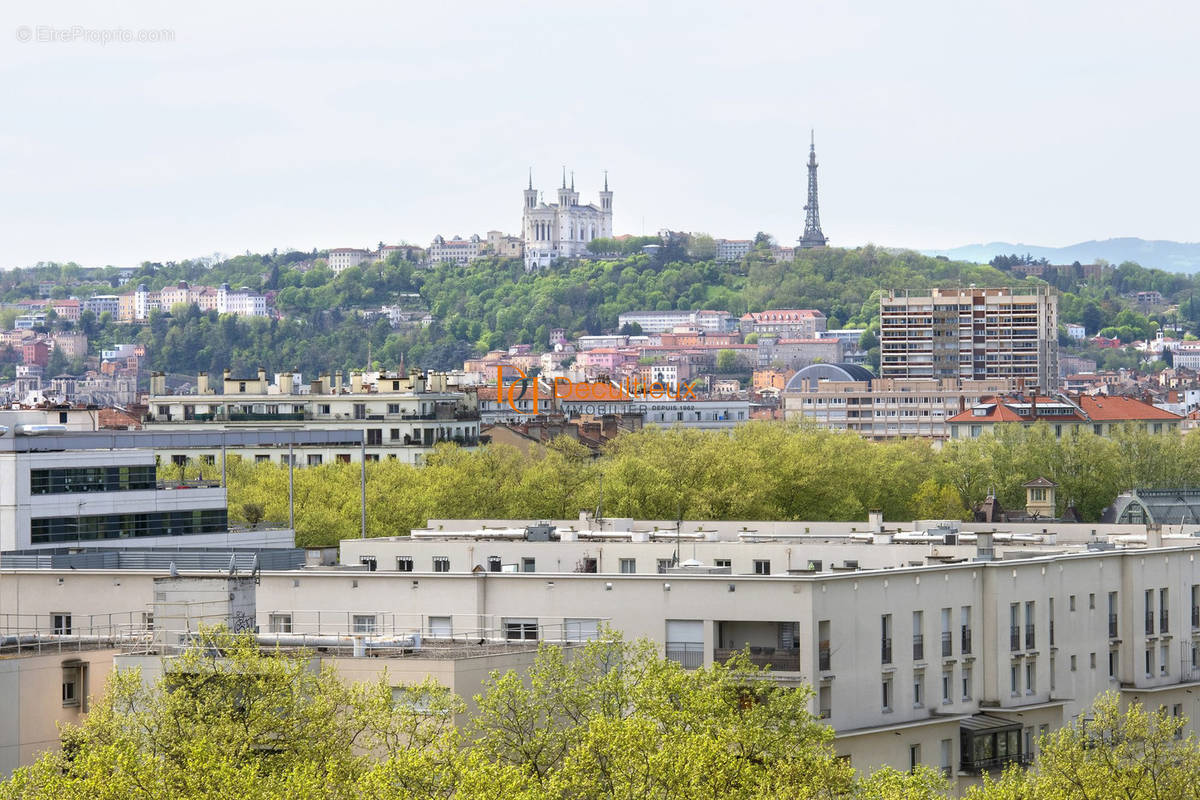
top-left (522, 169), bottom-right (612, 270)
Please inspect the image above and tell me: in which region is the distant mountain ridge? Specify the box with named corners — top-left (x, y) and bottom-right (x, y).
top-left (922, 237), bottom-right (1200, 273)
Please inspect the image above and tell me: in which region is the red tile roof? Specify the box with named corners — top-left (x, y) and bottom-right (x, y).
top-left (1076, 395), bottom-right (1181, 421)
top-left (948, 394), bottom-right (1181, 425)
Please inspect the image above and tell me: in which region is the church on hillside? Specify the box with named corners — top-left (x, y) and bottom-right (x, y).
top-left (522, 169), bottom-right (613, 270)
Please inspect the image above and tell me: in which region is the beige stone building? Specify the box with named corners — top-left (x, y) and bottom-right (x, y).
top-left (783, 363), bottom-right (1015, 441)
top-left (7, 513), bottom-right (1200, 790)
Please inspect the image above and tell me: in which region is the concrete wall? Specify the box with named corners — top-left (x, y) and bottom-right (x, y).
top-left (0, 648), bottom-right (117, 776)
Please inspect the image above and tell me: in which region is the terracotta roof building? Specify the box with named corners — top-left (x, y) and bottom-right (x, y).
top-left (948, 393), bottom-right (1183, 439)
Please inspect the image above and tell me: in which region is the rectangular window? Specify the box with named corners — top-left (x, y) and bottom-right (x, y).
top-left (1161, 642), bottom-right (1170, 676)
top-left (818, 685), bottom-right (832, 719)
top-left (359, 556), bottom-right (376, 572)
top-left (1109, 591), bottom-right (1119, 638)
top-left (1070, 654), bottom-right (1077, 671)
top-left (307, 454), bottom-right (323, 466)
top-left (909, 743), bottom-right (921, 773)
top-left (52, 613), bottom-right (72, 635)
top-left (61, 662), bottom-right (85, 708)
top-left (564, 618), bottom-right (599, 642)
top-left (657, 558), bottom-right (673, 574)
top-left (913, 670), bottom-right (924, 707)
top-left (1089, 593), bottom-right (1096, 610)
top-left (1109, 650), bottom-right (1117, 679)
top-left (882, 614), bottom-right (893, 664)
top-left (387, 403), bottom-right (400, 414)
top-left (366, 429), bottom-right (382, 446)
top-left (942, 668), bottom-right (953, 704)
top-left (940, 739), bottom-right (953, 779)
top-left (753, 559), bottom-right (771, 575)
top-left (1025, 661), bottom-right (1036, 694)
top-left (396, 556), bottom-right (413, 572)
top-left (962, 666), bottom-right (972, 700)
top-left (1025, 601), bottom-right (1036, 650)
top-left (619, 558), bottom-right (636, 574)
top-left (882, 677), bottom-right (893, 712)
top-left (1069, 595), bottom-right (1076, 612)
top-left (432, 556), bottom-right (450, 573)
top-left (269, 613), bottom-right (292, 633)
top-left (522, 557), bottom-right (536, 573)
top-left (1010, 663), bottom-right (1020, 695)
top-left (487, 556), bottom-right (502, 572)
top-left (352, 614), bottom-right (377, 634)
top-left (913, 610), bottom-right (925, 660)
top-left (504, 618), bottom-right (538, 641)
top-left (713, 558), bottom-right (731, 568)
top-left (255, 454), bottom-right (270, 464)
top-left (961, 606), bottom-right (972, 654)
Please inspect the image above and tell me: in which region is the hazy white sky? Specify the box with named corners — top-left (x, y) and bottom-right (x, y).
top-left (2, 0), bottom-right (1197, 268)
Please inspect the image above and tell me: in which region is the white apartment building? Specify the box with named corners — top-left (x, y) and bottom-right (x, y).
top-left (0, 428), bottom-right (352, 552)
top-left (8, 514), bottom-right (1200, 791)
top-left (879, 287), bottom-right (1059, 390)
top-left (216, 283), bottom-right (268, 317)
top-left (133, 284), bottom-right (159, 321)
top-left (82, 295), bottom-right (119, 317)
top-left (783, 364), bottom-right (1016, 441)
top-left (428, 234), bottom-right (485, 266)
top-left (143, 369), bottom-right (481, 466)
top-left (714, 239), bottom-right (753, 262)
top-left (328, 248), bottom-right (372, 273)
top-left (617, 309), bottom-right (734, 334)
top-left (630, 398), bottom-right (749, 429)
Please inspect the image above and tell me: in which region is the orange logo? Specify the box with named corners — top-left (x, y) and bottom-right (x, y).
top-left (499, 366), bottom-right (696, 415)
top-left (499, 366), bottom-right (540, 414)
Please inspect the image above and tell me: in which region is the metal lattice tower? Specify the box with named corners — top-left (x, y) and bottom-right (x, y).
top-left (799, 130), bottom-right (828, 249)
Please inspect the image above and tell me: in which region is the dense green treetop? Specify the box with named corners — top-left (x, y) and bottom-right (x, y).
top-left (206, 421), bottom-right (1196, 547)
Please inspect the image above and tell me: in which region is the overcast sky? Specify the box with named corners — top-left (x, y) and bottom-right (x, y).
top-left (2, 0), bottom-right (1197, 268)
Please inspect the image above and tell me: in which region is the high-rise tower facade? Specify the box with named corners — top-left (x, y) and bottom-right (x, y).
top-left (799, 132), bottom-right (828, 250)
top-left (879, 287), bottom-right (1060, 390)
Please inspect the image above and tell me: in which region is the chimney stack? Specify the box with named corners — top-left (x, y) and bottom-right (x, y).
top-left (1147, 523), bottom-right (1163, 549)
top-left (974, 531), bottom-right (995, 562)
top-left (335, 370), bottom-right (343, 394)
top-left (350, 371), bottom-right (363, 393)
top-left (279, 371), bottom-right (294, 395)
top-left (150, 371), bottom-right (166, 396)
top-left (197, 372), bottom-right (211, 395)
